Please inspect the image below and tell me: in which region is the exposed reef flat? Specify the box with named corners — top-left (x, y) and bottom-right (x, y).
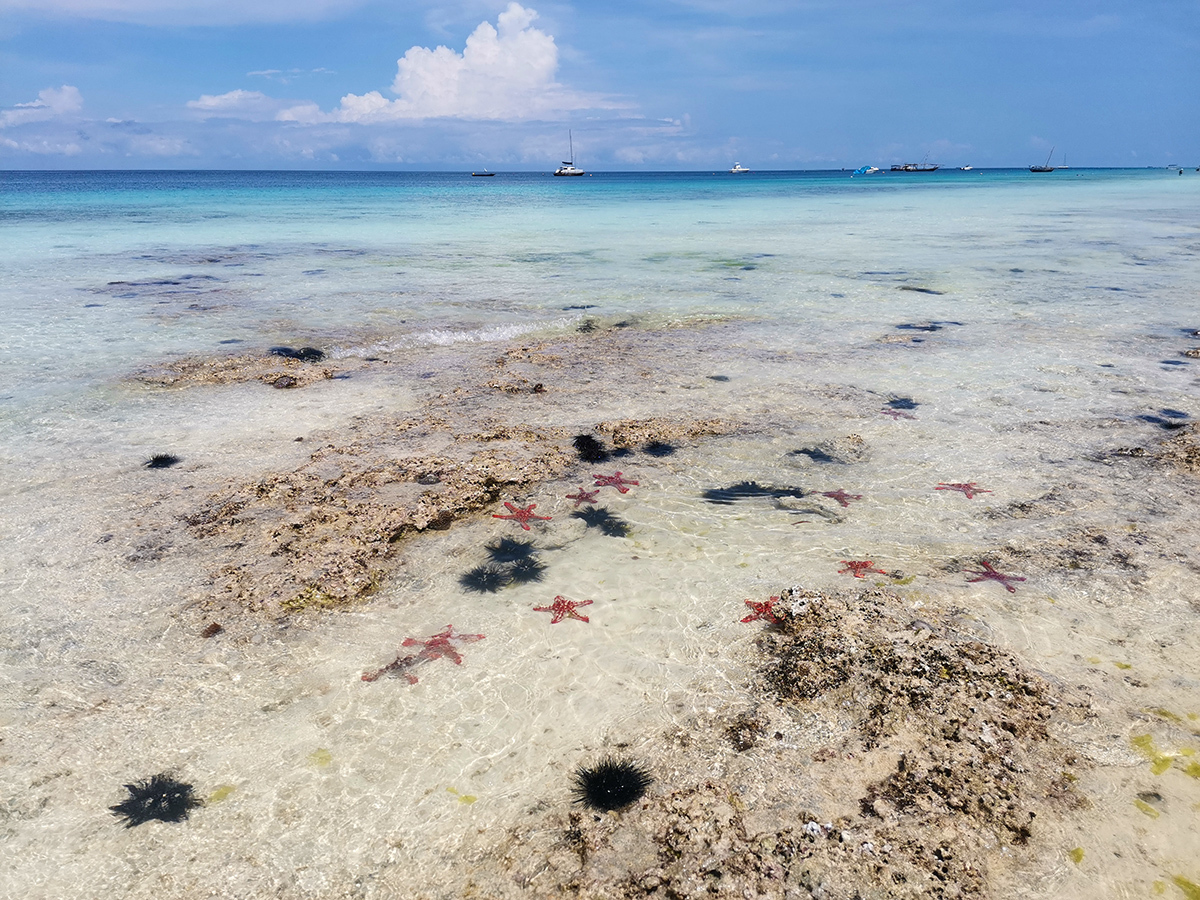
top-left (487, 587), bottom-right (1090, 900)
top-left (133, 349), bottom-right (341, 390)
top-left (133, 324), bottom-right (752, 617)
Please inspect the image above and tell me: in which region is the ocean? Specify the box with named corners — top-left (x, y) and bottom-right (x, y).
top-left (1, 168), bottom-right (1198, 898)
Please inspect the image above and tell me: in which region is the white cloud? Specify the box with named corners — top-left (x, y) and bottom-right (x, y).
top-left (277, 3), bottom-right (617, 124)
top-left (1, 135), bottom-right (84, 155)
top-left (1, 85), bottom-right (83, 127)
top-left (187, 89), bottom-right (288, 120)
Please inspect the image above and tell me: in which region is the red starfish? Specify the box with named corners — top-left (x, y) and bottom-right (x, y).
top-left (741, 596), bottom-right (782, 623)
top-left (593, 471), bottom-right (639, 493)
top-left (839, 560), bottom-right (887, 578)
top-left (965, 561), bottom-right (1026, 593)
top-left (881, 408), bottom-right (916, 420)
top-left (533, 595), bottom-right (593, 623)
top-left (821, 489), bottom-right (863, 507)
top-left (936, 482), bottom-right (992, 499)
top-left (566, 488), bottom-right (600, 507)
top-left (492, 501), bottom-right (552, 530)
top-left (362, 625), bottom-right (485, 683)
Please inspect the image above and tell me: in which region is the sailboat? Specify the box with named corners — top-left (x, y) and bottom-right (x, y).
top-left (1030, 147), bottom-right (1056, 173)
top-left (554, 131), bottom-right (585, 176)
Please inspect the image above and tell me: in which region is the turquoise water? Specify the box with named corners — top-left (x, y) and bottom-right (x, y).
top-left (2, 169), bottom-right (1199, 898)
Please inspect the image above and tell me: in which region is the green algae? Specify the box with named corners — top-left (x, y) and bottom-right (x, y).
top-left (1134, 798), bottom-right (1161, 819)
top-left (1172, 876), bottom-right (1200, 900)
top-left (207, 784), bottom-right (236, 804)
top-left (308, 748), bottom-right (333, 768)
top-left (446, 787), bottom-right (477, 805)
top-left (1131, 734), bottom-right (1200, 777)
top-left (1068, 847), bottom-right (1084, 865)
top-left (1132, 734), bottom-right (1175, 775)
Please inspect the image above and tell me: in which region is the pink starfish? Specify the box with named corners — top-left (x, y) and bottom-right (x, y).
top-left (566, 488), bottom-right (600, 507)
top-left (533, 595), bottom-right (593, 624)
top-left (361, 625), bottom-right (485, 683)
top-left (839, 560), bottom-right (887, 578)
top-left (741, 596), bottom-right (783, 623)
top-left (965, 561), bottom-right (1025, 593)
top-left (821, 489), bottom-right (863, 507)
top-left (492, 502), bottom-right (552, 530)
top-left (593, 471), bottom-right (639, 493)
top-left (881, 408), bottom-right (916, 420)
top-left (936, 482), bottom-right (992, 499)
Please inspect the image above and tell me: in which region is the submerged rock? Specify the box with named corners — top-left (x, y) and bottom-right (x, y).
top-left (494, 587), bottom-right (1089, 899)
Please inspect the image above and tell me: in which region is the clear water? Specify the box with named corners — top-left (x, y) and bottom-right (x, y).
top-left (2, 169), bottom-right (1199, 898)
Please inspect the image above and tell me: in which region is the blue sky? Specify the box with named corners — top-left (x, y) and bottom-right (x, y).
top-left (1, 0), bottom-right (1196, 169)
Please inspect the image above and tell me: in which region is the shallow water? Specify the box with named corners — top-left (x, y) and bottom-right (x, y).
top-left (1, 169), bottom-right (1199, 898)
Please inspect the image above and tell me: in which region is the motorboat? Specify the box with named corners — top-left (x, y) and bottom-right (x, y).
top-left (730, 163), bottom-right (750, 173)
top-left (852, 165), bottom-right (881, 175)
top-left (890, 162), bottom-right (939, 172)
top-left (554, 131), bottom-right (585, 176)
top-left (958, 165), bottom-right (974, 171)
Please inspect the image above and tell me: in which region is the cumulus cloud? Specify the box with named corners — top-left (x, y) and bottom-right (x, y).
top-left (277, 3), bottom-right (615, 124)
top-left (1, 85), bottom-right (83, 127)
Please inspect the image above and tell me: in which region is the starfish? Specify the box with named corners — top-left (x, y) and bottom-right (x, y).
top-left (492, 502), bottom-right (552, 530)
top-left (821, 489), bottom-right (863, 508)
top-left (936, 482), bottom-right (992, 499)
top-left (880, 408), bottom-right (916, 420)
top-left (965, 561), bottom-right (1026, 593)
top-left (593, 471), bottom-right (639, 493)
top-left (533, 595), bottom-right (593, 623)
top-left (741, 596), bottom-right (782, 623)
top-left (839, 560), bottom-right (887, 578)
top-left (566, 488), bottom-right (600, 507)
top-left (362, 625), bottom-right (485, 683)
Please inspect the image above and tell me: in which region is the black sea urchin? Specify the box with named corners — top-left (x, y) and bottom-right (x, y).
top-left (145, 454), bottom-right (181, 469)
top-left (507, 556), bottom-right (547, 585)
top-left (572, 434), bottom-right (609, 463)
top-left (571, 507), bottom-right (631, 538)
top-left (459, 563), bottom-right (511, 594)
top-left (110, 773), bottom-right (201, 827)
top-left (571, 758), bottom-right (653, 812)
top-left (269, 346), bottom-right (325, 362)
top-left (485, 537), bottom-right (537, 564)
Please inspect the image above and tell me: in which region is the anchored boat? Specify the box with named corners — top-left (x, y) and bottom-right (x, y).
top-left (554, 131), bottom-right (585, 176)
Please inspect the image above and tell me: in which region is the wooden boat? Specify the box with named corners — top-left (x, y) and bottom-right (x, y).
top-left (1030, 147), bottom-right (1056, 172)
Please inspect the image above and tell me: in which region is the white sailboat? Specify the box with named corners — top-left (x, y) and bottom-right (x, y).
top-left (554, 131), bottom-right (585, 176)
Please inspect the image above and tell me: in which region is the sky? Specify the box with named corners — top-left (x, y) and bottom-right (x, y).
top-left (1, 0), bottom-right (1197, 169)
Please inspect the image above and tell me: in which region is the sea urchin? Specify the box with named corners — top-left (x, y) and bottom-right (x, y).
top-left (110, 773), bottom-right (201, 827)
top-left (571, 758), bottom-right (653, 812)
